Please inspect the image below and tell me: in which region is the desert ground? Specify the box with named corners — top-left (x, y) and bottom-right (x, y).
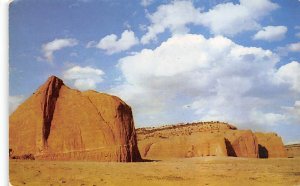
top-left (10, 157), bottom-right (300, 186)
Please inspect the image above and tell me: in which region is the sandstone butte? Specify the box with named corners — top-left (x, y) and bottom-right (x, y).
top-left (9, 76), bottom-right (141, 162)
top-left (136, 122), bottom-right (287, 159)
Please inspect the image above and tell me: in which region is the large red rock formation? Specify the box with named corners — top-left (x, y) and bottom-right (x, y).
top-left (224, 130), bottom-right (259, 158)
top-left (9, 76), bottom-right (141, 162)
top-left (137, 122), bottom-right (286, 159)
top-left (255, 132), bottom-right (287, 158)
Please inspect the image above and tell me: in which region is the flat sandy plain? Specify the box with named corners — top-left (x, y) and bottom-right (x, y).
top-left (10, 157), bottom-right (300, 186)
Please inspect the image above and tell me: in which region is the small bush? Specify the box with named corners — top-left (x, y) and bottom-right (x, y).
top-left (10, 154), bottom-right (35, 160)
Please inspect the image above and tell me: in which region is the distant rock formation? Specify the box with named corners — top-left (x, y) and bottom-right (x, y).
top-left (9, 76), bottom-right (141, 162)
top-left (136, 122), bottom-right (287, 159)
top-left (285, 144), bottom-right (300, 158)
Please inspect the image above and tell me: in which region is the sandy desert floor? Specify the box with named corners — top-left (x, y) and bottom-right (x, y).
top-left (9, 157), bottom-right (300, 186)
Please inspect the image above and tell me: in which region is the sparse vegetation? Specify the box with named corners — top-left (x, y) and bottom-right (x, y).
top-left (136, 121), bottom-right (236, 136)
top-left (10, 154), bottom-right (35, 160)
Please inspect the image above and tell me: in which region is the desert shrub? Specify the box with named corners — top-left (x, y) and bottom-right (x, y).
top-left (21, 154), bottom-right (35, 160)
top-left (11, 154), bottom-right (35, 160)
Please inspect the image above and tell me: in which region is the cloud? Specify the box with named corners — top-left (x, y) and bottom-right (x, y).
top-left (276, 61), bottom-right (300, 92)
top-left (141, 1), bottom-right (202, 44)
top-left (141, 0), bottom-right (279, 44)
top-left (86, 41), bottom-right (97, 48)
top-left (200, 0), bottom-right (279, 36)
top-left (111, 34), bottom-right (300, 129)
top-left (276, 42), bottom-right (300, 56)
top-left (41, 38), bottom-right (78, 62)
top-left (250, 111), bottom-right (286, 126)
top-left (141, 0), bottom-right (154, 7)
top-left (253, 26), bottom-right (287, 41)
top-left (92, 30), bottom-right (139, 54)
top-left (287, 42), bottom-right (300, 52)
top-left (9, 95), bottom-right (25, 114)
top-left (282, 100), bottom-right (300, 126)
top-left (63, 66), bottom-right (105, 91)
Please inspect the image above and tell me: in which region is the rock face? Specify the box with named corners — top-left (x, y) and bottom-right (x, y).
top-left (9, 76), bottom-right (141, 162)
top-left (255, 132), bottom-right (287, 158)
top-left (225, 130), bottom-right (259, 158)
top-left (285, 144), bottom-right (300, 158)
top-left (137, 122), bottom-right (286, 159)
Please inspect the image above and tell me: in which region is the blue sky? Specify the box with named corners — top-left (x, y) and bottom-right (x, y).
top-left (9, 0), bottom-right (300, 144)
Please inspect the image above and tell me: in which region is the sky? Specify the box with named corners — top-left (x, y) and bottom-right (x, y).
top-left (9, 0), bottom-right (300, 144)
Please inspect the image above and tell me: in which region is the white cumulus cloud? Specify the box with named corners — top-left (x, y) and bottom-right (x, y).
top-left (201, 0), bottom-right (278, 36)
top-left (92, 30), bottom-right (139, 54)
top-left (41, 38), bottom-right (78, 62)
top-left (141, 0), bottom-right (279, 44)
top-left (253, 26), bottom-right (287, 41)
top-left (111, 34), bottom-right (300, 129)
top-left (63, 66), bottom-right (105, 91)
top-left (141, 0), bottom-right (202, 44)
top-left (276, 61), bottom-right (300, 92)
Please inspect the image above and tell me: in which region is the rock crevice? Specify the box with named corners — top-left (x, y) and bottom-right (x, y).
top-left (40, 76), bottom-right (63, 147)
top-left (9, 76), bottom-right (141, 162)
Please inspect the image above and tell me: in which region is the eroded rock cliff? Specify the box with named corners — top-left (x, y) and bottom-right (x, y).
top-left (136, 122), bottom-right (286, 159)
top-left (9, 76), bottom-right (141, 162)
top-left (255, 132), bottom-right (287, 158)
